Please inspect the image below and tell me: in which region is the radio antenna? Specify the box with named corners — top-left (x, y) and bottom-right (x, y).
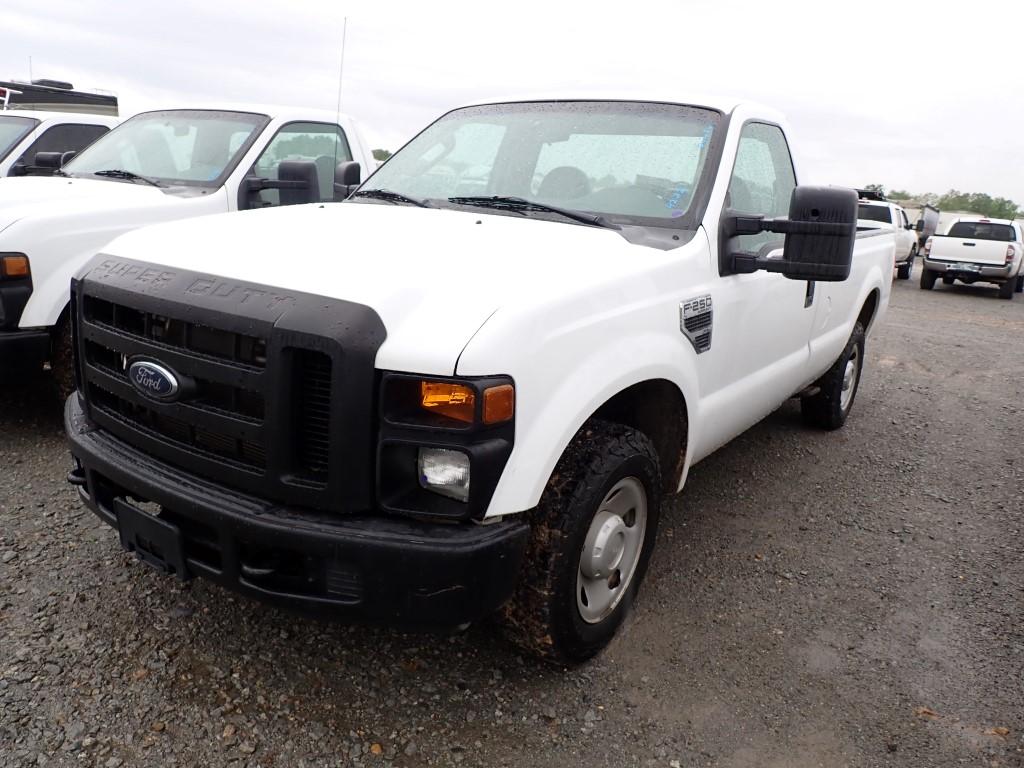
top-left (334, 17), bottom-right (348, 124)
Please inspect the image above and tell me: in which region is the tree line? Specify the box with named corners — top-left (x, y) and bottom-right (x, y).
top-left (865, 184), bottom-right (1020, 219)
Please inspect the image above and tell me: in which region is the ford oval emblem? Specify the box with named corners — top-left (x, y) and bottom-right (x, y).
top-left (128, 360), bottom-right (180, 401)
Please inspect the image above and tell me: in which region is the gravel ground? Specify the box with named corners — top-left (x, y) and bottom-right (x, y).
top-left (2, 268), bottom-right (1022, 768)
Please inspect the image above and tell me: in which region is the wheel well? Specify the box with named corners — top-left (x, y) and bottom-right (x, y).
top-left (857, 290), bottom-right (879, 332)
top-left (593, 379), bottom-right (688, 494)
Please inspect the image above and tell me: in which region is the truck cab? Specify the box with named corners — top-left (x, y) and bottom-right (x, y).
top-left (0, 110), bottom-right (117, 177)
top-left (0, 105), bottom-right (372, 391)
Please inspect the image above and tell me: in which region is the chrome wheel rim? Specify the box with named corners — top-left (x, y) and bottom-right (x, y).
top-left (840, 346), bottom-right (860, 413)
top-left (576, 477), bottom-right (647, 624)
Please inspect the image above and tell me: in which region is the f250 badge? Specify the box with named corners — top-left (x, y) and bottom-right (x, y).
top-left (128, 361), bottom-right (180, 401)
top-left (680, 295), bottom-right (713, 354)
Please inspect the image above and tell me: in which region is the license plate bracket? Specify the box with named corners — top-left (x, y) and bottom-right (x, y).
top-left (115, 498), bottom-right (190, 580)
top-left (955, 262), bottom-right (981, 272)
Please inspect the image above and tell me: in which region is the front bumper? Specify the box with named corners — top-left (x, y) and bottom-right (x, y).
top-left (923, 258), bottom-right (1015, 281)
top-left (0, 328), bottom-right (49, 365)
top-left (65, 395), bottom-right (530, 628)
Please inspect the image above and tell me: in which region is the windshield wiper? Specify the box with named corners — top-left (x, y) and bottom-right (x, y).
top-left (92, 169), bottom-right (164, 188)
top-left (350, 188), bottom-right (432, 208)
top-left (447, 196), bottom-right (620, 230)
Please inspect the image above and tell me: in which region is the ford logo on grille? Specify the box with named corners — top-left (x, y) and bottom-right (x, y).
top-left (128, 360), bottom-right (180, 401)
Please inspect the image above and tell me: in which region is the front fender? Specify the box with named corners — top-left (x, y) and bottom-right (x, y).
top-left (466, 327), bottom-right (700, 518)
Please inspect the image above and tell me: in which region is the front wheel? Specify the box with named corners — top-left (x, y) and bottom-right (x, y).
top-left (801, 322), bottom-right (865, 431)
top-left (920, 266), bottom-right (937, 290)
top-left (500, 420), bottom-right (662, 663)
top-left (50, 317), bottom-right (75, 402)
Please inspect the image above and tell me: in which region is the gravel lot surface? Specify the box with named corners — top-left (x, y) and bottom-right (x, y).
top-left (2, 269), bottom-right (1022, 767)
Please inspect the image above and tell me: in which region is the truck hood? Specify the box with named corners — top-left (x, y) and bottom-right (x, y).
top-left (0, 175), bottom-right (180, 234)
top-left (100, 202), bottom-right (670, 375)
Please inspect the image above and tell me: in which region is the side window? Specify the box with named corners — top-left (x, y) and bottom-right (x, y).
top-left (16, 123), bottom-right (108, 168)
top-left (727, 122), bottom-right (796, 256)
top-left (900, 209), bottom-right (910, 228)
top-left (249, 122), bottom-right (352, 206)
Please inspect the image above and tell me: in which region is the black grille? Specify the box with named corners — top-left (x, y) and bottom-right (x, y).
top-left (72, 257), bottom-right (387, 516)
top-left (78, 292), bottom-right (333, 498)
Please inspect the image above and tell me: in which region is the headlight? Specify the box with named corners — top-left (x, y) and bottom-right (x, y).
top-left (418, 448), bottom-right (471, 502)
top-left (0, 253), bottom-right (29, 279)
top-left (378, 373), bottom-right (516, 520)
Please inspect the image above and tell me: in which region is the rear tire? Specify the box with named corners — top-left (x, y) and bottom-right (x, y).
top-left (998, 280), bottom-right (1015, 300)
top-left (1015, 276), bottom-right (1023, 293)
top-left (920, 267), bottom-right (937, 290)
top-left (801, 322), bottom-right (865, 431)
top-left (897, 246), bottom-right (916, 280)
top-left (500, 420), bottom-right (661, 664)
top-left (50, 317), bottom-right (75, 402)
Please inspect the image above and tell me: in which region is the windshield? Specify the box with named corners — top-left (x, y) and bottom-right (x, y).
top-left (858, 204), bottom-right (892, 224)
top-left (359, 101), bottom-right (721, 228)
top-left (64, 110), bottom-right (268, 187)
top-left (947, 221), bottom-right (1016, 241)
top-left (0, 115), bottom-right (39, 163)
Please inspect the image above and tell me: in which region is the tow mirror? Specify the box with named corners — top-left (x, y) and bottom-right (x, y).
top-left (725, 186), bottom-right (857, 282)
top-left (334, 161), bottom-right (361, 200)
top-left (34, 152), bottom-right (64, 170)
top-left (8, 162), bottom-right (27, 177)
top-left (240, 160), bottom-right (320, 209)
top-left (915, 219), bottom-right (924, 232)
top-left (61, 151), bottom-right (77, 166)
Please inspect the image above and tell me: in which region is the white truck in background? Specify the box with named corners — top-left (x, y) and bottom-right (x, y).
top-left (857, 195), bottom-right (918, 279)
top-left (0, 105), bottom-right (372, 392)
top-left (920, 217), bottom-right (1024, 299)
top-left (64, 95), bottom-right (894, 663)
top-left (0, 109), bottom-right (117, 177)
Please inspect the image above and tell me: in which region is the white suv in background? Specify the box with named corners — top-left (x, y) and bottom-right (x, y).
top-left (858, 198), bottom-right (918, 279)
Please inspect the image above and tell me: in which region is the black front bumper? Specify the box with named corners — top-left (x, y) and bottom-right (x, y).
top-left (0, 328), bottom-right (49, 365)
top-left (65, 395), bottom-right (530, 628)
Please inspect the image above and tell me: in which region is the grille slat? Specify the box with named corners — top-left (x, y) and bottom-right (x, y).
top-left (294, 350), bottom-right (333, 480)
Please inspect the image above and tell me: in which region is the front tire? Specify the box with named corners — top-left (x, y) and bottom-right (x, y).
top-left (500, 420), bottom-right (661, 664)
top-left (801, 322), bottom-right (865, 431)
top-left (50, 317), bottom-right (75, 402)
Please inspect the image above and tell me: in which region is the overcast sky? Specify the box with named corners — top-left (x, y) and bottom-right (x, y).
top-left (6, 0), bottom-right (1023, 203)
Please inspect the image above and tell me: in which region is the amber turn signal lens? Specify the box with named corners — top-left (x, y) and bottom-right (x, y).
top-left (421, 381), bottom-right (476, 423)
top-left (1, 255), bottom-right (29, 278)
top-left (483, 384), bottom-right (515, 424)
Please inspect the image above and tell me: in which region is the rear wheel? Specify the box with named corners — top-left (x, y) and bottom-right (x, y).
top-left (1015, 276), bottom-right (1023, 293)
top-left (500, 420), bottom-right (661, 663)
top-left (801, 322), bottom-right (865, 431)
top-left (998, 279), bottom-right (1015, 300)
top-left (897, 246), bottom-right (916, 280)
top-left (920, 267), bottom-right (937, 290)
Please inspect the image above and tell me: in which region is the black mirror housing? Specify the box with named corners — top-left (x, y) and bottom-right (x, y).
top-left (34, 152), bottom-right (64, 169)
top-left (334, 161), bottom-right (361, 199)
top-left (915, 219), bottom-right (924, 232)
top-left (726, 186), bottom-right (857, 282)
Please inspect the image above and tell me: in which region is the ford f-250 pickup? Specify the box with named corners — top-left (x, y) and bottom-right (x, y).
top-left (920, 217), bottom-right (1024, 299)
top-left (0, 105), bottom-right (371, 392)
top-left (64, 96), bottom-right (894, 662)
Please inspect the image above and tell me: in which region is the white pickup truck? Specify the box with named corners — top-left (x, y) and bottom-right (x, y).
top-left (0, 109), bottom-right (117, 177)
top-left (857, 197), bottom-right (918, 279)
top-left (64, 96), bottom-right (894, 662)
top-left (0, 105), bottom-right (372, 391)
top-left (920, 217), bottom-right (1024, 299)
